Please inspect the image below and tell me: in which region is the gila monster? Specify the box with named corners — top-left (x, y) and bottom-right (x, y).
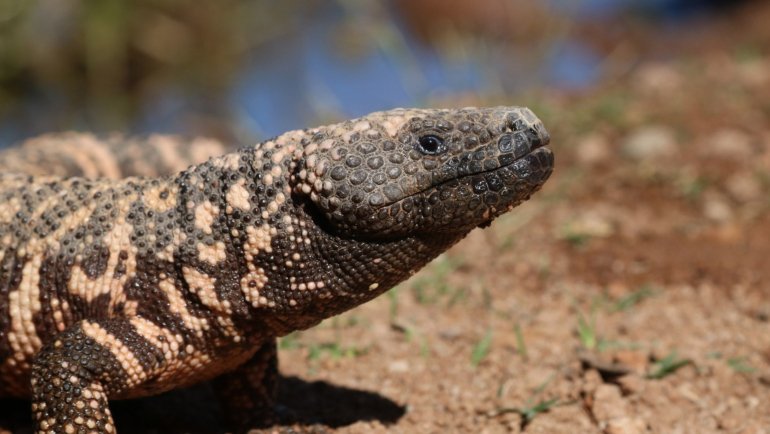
top-left (0, 107), bottom-right (553, 433)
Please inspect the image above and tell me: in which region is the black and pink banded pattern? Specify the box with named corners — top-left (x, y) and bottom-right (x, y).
top-left (0, 106), bottom-right (553, 433)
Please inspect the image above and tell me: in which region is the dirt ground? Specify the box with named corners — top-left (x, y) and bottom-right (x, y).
top-left (3, 3), bottom-right (770, 434)
top-left (269, 39), bottom-right (770, 432)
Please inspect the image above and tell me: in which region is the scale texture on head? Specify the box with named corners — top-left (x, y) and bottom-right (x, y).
top-left (0, 106), bottom-right (553, 433)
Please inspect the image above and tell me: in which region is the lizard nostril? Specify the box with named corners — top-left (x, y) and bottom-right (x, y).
top-left (529, 125), bottom-right (550, 149)
top-left (539, 129), bottom-right (551, 147)
top-left (505, 117), bottom-right (526, 133)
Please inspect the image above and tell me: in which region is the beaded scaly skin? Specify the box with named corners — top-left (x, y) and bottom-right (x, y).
top-left (0, 106), bottom-right (553, 433)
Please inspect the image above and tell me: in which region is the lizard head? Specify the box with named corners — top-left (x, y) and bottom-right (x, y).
top-left (295, 106), bottom-right (553, 241)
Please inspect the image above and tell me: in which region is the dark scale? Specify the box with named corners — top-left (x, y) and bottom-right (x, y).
top-left (0, 106), bottom-right (553, 433)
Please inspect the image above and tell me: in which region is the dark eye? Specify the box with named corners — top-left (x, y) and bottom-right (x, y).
top-left (417, 135), bottom-right (446, 155)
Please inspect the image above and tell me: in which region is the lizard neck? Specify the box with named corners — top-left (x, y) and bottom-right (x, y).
top-left (173, 135), bottom-right (467, 336)
top-left (250, 201), bottom-right (465, 334)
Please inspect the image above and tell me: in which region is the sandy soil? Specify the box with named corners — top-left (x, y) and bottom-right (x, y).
top-left (270, 36), bottom-right (770, 432)
top-left (2, 3), bottom-right (770, 433)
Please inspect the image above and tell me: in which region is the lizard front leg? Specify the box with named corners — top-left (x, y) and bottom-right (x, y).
top-left (213, 340), bottom-right (280, 432)
top-left (31, 321), bottom-right (124, 434)
top-left (30, 317), bottom-right (187, 434)
top-left (213, 340), bottom-right (328, 434)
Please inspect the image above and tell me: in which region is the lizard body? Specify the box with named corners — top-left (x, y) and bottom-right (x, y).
top-left (0, 132), bottom-right (230, 179)
top-left (0, 107), bottom-right (553, 433)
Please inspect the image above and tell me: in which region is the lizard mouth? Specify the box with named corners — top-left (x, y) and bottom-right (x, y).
top-left (379, 144), bottom-right (553, 211)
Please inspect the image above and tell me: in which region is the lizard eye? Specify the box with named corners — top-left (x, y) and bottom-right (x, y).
top-left (417, 135), bottom-right (446, 155)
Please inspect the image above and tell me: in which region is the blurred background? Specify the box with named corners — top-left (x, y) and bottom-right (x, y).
top-left (2, 1), bottom-right (770, 432)
top-left (0, 0), bottom-right (765, 146)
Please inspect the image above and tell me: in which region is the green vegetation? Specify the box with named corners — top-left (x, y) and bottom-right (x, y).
top-left (726, 357), bottom-right (756, 374)
top-left (514, 323), bottom-right (528, 360)
top-left (409, 255), bottom-right (464, 305)
top-left (0, 0), bottom-right (312, 131)
top-left (278, 317), bottom-right (368, 363)
top-left (647, 352), bottom-right (692, 379)
top-left (595, 339), bottom-right (643, 352)
top-left (517, 398), bottom-right (561, 426)
top-left (278, 331), bottom-right (302, 350)
top-left (405, 325), bottom-right (431, 358)
top-left (389, 321), bottom-right (431, 358)
top-left (307, 342), bottom-right (368, 361)
top-left (470, 330), bottom-right (493, 368)
top-left (571, 90), bottom-right (632, 134)
top-left (733, 43), bottom-right (764, 63)
top-left (575, 287), bottom-right (656, 352)
top-left (387, 287), bottom-right (400, 323)
top-left (609, 285), bottom-right (658, 312)
top-left (576, 309), bottom-right (598, 350)
top-left (561, 229), bottom-right (593, 248)
top-left (495, 375), bottom-right (561, 428)
top-left (675, 174), bottom-right (710, 202)
top-left (329, 313), bottom-right (362, 329)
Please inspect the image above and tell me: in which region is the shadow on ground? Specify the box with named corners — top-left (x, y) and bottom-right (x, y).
top-left (0, 375), bottom-right (405, 433)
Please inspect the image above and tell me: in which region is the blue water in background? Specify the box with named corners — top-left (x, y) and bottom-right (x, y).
top-left (549, 0), bottom-right (734, 20)
top-left (0, 0), bottom-right (739, 146)
top-left (146, 0), bottom-right (739, 140)
top-left (224, 4), bottom-right (489, 139)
